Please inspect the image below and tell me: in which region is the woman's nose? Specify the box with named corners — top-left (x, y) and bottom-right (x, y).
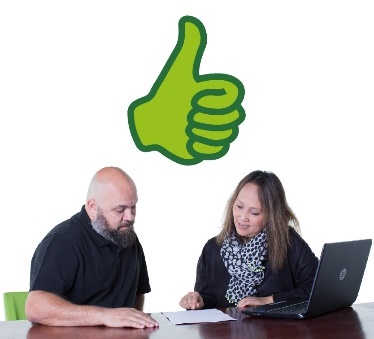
top-left (239, 210), bottom-right (249, 221)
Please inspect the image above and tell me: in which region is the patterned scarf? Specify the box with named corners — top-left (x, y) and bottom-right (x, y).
top-left (220, 230), bottom-right (267, 305)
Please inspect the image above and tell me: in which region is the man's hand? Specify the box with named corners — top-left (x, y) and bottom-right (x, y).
top-left (102, 308), bottom-right (159, 328)
top-left (179, 292), bottom-right (204, 310)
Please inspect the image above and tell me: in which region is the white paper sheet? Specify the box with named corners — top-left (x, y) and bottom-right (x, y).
top-left (161, 309), bottom-right (237, 325)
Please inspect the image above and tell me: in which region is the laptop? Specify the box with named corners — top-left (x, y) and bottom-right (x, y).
top-left (242, 238), bottom-right (372, 319)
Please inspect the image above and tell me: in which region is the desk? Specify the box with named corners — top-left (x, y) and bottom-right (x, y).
top-left (1, 303), bottom-right (374, 339)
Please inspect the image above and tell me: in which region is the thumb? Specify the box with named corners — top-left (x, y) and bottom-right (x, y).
top-left (159, 16), bottom-right (207, 88)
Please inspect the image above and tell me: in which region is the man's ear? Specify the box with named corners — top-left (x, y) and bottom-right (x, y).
top-left (85, 199), bottom-right (97, 220)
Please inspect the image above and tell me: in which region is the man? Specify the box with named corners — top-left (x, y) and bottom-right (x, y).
top-left (26, 167), bottom-right (159, 328)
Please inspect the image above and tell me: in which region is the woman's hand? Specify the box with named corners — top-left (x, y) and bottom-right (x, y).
top-left (237, 295), bottom-right (273, 308)
top-left (179, 292), bottom-right (204, 310)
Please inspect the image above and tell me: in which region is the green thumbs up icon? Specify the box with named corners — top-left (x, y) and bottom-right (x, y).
top-left (128, 16), bottom-right (246, 165)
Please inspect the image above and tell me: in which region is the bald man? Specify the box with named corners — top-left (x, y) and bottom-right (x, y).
top-left (26, 167), bottom-right (158, 328)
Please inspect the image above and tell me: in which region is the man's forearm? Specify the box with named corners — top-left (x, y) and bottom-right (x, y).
top-left (26, 290), bottom-right (158, 328)
top-left (26, 290), bottom-right (107, 326)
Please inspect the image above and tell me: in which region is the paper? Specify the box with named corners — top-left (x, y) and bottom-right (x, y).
top-left (162, 309), bottom-right (236, 325)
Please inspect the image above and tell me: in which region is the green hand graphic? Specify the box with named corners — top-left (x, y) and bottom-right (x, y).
top-left (128, 16), bottom-right (246, 165)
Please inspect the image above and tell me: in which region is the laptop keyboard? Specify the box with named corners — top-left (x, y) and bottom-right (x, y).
top-left (267, 301), bottom-right (309, 314)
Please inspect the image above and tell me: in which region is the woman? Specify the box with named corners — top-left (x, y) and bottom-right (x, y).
top-left (180, 170), bottom-right (318, 309)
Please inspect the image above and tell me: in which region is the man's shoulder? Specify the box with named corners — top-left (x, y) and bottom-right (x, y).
top-left (44, 208), bottom-right (89, 242)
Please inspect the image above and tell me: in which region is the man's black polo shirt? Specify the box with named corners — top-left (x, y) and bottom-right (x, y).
top-left (30, 206), bottom-right (151, 307)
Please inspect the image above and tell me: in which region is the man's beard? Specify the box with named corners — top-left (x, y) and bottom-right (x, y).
top-left (91, 209), bottom-right (137, 249)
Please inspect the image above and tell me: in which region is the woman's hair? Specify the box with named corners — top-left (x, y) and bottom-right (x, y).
top-left (216, 170), bottom-right (300, 271)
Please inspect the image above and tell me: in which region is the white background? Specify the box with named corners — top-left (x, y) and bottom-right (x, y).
top-left (1, 1), bottom-right (373, 320)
